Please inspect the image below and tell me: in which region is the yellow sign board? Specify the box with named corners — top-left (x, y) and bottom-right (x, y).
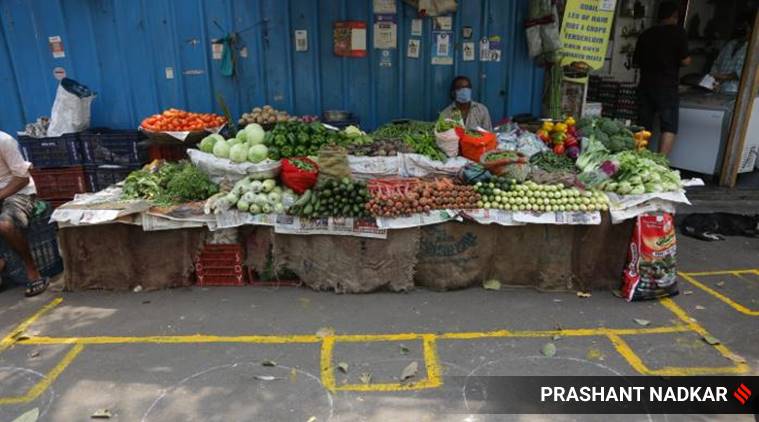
top-left (560, 0), bottom-right (616, 69)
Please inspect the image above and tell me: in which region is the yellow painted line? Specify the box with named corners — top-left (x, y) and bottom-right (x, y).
top-left (678, 272), bottom-right (759, 316)
top-left (20, 334), bottom-right (321, 345)
top-left (421, 334), bottom-right (442, 388)
top-left (607, 334), bottom-right (651, 374)
top-left (680, 269), bottom-right (758, 277)
top-left (0, 298), bottom-right (63, 352)
top-left (320, 336), bottom-right (336, 391)
top-left (333, 333), bottom-right (421, 342)
top-left (0, 343), bottom-right (85, 405)
top-left (438, 329), bottom-right (512, 340)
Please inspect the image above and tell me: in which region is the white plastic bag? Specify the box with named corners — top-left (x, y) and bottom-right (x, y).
top-left (187, 149), bottom-right (281, 184)
top-left (434, 127), bottom-right (460, 158)
top-left (48, 78), bottom-right (96, 136)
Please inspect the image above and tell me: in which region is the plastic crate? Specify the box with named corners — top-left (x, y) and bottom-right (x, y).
top-left (27, 201), bottom-right (64, 278)
top-left (85, 164), bottom-right (139, 192)
top-left (148, 144), bottom-right (189, 162)
top-left (80, 129), bottom-right (147, 165)
top-left (18, 133), bottom-right (83, 168)
top-left (30, 166), bottom-right (89, 200)
top-left (195, 244), bottom-right (246, 286)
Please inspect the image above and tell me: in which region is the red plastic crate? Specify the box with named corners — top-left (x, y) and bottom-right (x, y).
top-left (196, 273), bottom-right (245, 287)
top-left (195, 244), bottom-right (245, 286)
top-left (30, 166), bottom-right (89, 200)
top-left (148, 144), bottom-right (189, 162)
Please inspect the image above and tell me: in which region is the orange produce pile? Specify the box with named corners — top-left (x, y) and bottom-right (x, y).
top-left (140, 108), bottom-right (226, 132)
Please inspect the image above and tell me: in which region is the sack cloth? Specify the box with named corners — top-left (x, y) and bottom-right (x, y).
top-left (317, 145), bottom-right (351, 182)
top-left (48, 78), bottom-right (96, 137)
top-left (434, 127), bottom-right (460, 158)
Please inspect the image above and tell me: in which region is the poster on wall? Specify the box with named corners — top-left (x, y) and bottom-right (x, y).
top-left (380, 49), bottom-right (393, 67)
top-left (374, 14), bottom-right (397, 49)
top-left (334, 21), bottom-right (367, 57)
top-left (479, 37), bottom-right (490, 62)
top-left (462, 41), bottom-right (475, 61)
top-left (373, 0), bottom-right (396, 14)
top-left (559, 0), bottom-right (615, 69)
top-left (294, 30), bottom-right (308, 52)
top-left (433, 16), bottom-right (453, 31)
top-left (431, 31), bottom-right (453, 65)
top-left (48, 36), bottom-right (65, 58)
top-left (408, 39), bottom-right (421, 58)
top-left (411, 19), bottom-right (423, 36)
top-left (487, 36), bottom-right (502, 62)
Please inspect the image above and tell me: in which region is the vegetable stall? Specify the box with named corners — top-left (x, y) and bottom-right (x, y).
top-left (51, 110), bottom-right (689, 295)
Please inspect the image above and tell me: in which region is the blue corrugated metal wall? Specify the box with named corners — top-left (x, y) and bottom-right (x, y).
top-left (0, 0), bottom-right (543, 133)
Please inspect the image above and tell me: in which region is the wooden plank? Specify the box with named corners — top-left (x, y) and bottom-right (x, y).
top-left (719, 11), bottom-right (759, 187)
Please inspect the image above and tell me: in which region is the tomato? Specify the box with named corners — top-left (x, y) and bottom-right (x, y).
top-left (553, 144), bottom-right (565, 155)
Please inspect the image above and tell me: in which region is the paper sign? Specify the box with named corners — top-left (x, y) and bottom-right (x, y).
top-left (295, 30), bottom-right (308, 52)
top-left (48, 36), bottom-right (65, 58)
top-left (411, 19), bottom-right (423, 36)
top-left (165, 67), bottom-right (174, 79)
top-left (432, 31), bottom-right (453, 65)
top-left (462, 41), bottom-right (475, 61)
top-left (380, 49), bottom-right (392, 67)
top-left (351, 28), bottom-right (367, 50)
top-left (334, 21), bottom-right (368, 57)
top-left (479, 38), bottom-right (490, 61)
top-left (240, 47), bottom-right (248, 58)
top-left (373, 0), bottom-right (396, 14)
top-left (488, 36), bottom-right (502, 62)
top-left (374, 14), bottom-right (397, 49)
top-left (211, 42), bottom-right (223, 60)
top-left (560, 0), bottom-right (615, 69)
top-left (407, 39), bottom-right (420, 58)
top-left (52, 67), bottom-right (66, 80)
top-left (434, 16), bottom-right (453, 31)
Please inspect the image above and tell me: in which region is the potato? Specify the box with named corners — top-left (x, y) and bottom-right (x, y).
top-left (253, 107), bottom-right (262, 113)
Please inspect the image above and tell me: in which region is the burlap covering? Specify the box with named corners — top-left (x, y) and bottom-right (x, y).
top-left (271, 229), bottom-right (419, 293)
top-left (59, 225), bottom-right (205, 291)
top-left (59, 217), bottom-right (632, 293)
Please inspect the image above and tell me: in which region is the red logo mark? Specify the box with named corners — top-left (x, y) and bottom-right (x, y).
top-left (733, 383), bottom-right (751, 405)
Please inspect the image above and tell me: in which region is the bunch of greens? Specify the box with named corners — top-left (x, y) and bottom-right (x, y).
top-left (600, 150), bottom-right (682, 195)
top-left (529, 151), bottom-right (577, 173)
top-left (122, 162), bottom-right (218, 205)
top-left (371, 121), bottom-right (446, 161)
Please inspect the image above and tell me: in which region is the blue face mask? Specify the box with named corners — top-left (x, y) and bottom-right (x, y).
top-left (455, 87), bottom-right (472, 103)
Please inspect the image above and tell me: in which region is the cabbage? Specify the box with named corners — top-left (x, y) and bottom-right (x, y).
top-left (200, 134), bottom-right (224, 153)
top-left (245, 124), bottom-right (266, 145)
top-left (250, 180), bottom-right (263, 193)
top-left (237, 200), bottom-right (250, 212)
top-left (227, 138), bottom-right (244, 147)
top-left (261, 179), bottom-right (276, 193)
top-left (248, 144), bottom-right (268, 163)
top-left (230, 143), bottom-right (249, 163)
top-left (267, 191), bottom-right (281, 204)
top-left (236, 130), bottom-right (248, 143)
top-left (213, 140), bottom-right (231, 158)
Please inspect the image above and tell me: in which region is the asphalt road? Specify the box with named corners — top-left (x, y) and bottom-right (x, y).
top-left (0, 234), bottom-right (757, 421)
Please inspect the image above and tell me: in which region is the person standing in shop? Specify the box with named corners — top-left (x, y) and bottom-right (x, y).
top-left (710, 20), bottom-right (751, 94)
top-left (440, 75), bottom-right (493, 131)
top-left (633, 1), bottom-right (691, 156)
top-left (0, 131), bottom-right (48, 297)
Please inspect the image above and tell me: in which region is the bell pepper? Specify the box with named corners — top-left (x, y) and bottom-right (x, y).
top-left (553, 144), bottom-right (566, 155)
top-left (551, 132), bottom-right (567, 145)
top-left (564, 116), bottom-right (576, 127)
top-left (553, 122), bottom-right (568, 133)
top-left (536, 129), bottom-right (551, 144)
top-left (541, 121), bottom-right (554, 132)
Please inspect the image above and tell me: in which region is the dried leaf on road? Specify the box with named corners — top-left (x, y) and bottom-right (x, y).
top-left (702, 335), bottom-right (720, 346)
top-left (261, 360), bottom-right (277, 367)
top-left (542, 342), bottom-right (557, 357)
top-left (552, 299), bottom-right (562, 303)
top-left (633, 318), bottom-right (651, 327)
top-left (254, 375), bottom-right (281, 381)
top-left (683, 290), bottom-right (693, 295)
top-left (401, 361), bottom-right (418, 381)
top-left (725, 352), bottom-right (747, 364)
top-left (306, 417), bottom-right (317, 422)
top-left (28, 351), bottom-right (40, 359)
top-left (399, 344), bottom-right (410, 355)
top-left (552, 335), bottom-right (561, 341)
top-left (576, 291), bottom-right (592, 298)
top-left (337, 362), bottom-right (349, 373)
top-left (716, 281), bottom-right (725, 287)
top-left (91, 409), bottom-right (112, 419)
top-left (11, 408), bottom-right (39, 422)
top-left (316, 327), bottom-right (335, 338)
top-left (483, 279), bottom-right (501, 291)
top-left (695, 305), bottom-right (706, 310)
top-left (359, 372), bottom-right (372, 385)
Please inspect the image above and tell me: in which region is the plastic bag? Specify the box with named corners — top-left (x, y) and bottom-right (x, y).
top-left (317, 145), bottom-right (351, 182)
top-left (457, 163), bottom-right (492, 184)
top-left (434, 127), bottom-right (460, 158)
top-left (621, 212), bottom-right (678, 301)
top-left (280, 157), bottom-right (319, 194)
top-left (48, 78), bottom-right (96, 136)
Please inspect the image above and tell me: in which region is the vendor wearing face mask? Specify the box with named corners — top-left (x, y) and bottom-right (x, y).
top-left (440, 75), bottom-right (493, 131)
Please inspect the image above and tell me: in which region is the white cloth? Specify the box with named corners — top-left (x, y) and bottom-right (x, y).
top-left (0, 131), bottom-right (36, 195)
